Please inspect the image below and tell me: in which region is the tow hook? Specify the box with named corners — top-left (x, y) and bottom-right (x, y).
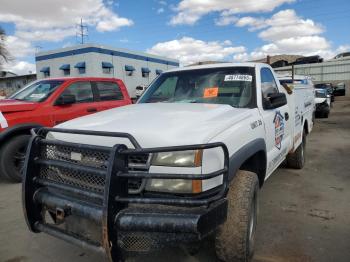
top-left (55, 206), bottom-right (71, 223)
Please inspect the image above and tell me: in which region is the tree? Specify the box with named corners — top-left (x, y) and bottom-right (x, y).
top-left (0, 26), bottom-right (11, 69)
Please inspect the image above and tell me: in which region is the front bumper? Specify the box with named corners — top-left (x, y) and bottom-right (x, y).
top-left (22, 127), bottom-right (229, 260)
top-left (117, 200), bottom-right (227, 252)
top-left (316, 102), bottom-right (330, 113)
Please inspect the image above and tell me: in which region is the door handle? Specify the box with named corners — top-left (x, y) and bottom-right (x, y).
top-left (87, 107), bottom-right (97, 112)
top-left (285, 112), bottom-right (289, 121)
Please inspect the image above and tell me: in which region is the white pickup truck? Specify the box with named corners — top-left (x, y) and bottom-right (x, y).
top-left (23, 63), bottom-right (314, 262)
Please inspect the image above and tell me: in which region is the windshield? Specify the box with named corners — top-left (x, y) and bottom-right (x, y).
top-left (9, 80), bottom-right (64, 102)
top-left (139, 67), bottom-right (256, 108)
top-left (315, 89), bottom-right (327, 98)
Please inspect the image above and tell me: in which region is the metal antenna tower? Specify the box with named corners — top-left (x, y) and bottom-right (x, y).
top-left (76, 18), bottom-right (88, 44)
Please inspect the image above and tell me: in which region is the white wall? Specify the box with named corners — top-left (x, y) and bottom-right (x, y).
top-left (36, 44), bottom-right (178, 98)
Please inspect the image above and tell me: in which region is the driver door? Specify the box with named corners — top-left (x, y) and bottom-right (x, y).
top-left (259, 68), bottom-right (291, 177)
top-left (52, 81), bottom-right (97, 125)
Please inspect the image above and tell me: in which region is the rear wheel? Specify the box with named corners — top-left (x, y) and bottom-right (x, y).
top-left (0, 134), bottom-right (31, 183)
top-left (286, 130), bottom-right (306, 169)
top-left (215, 170), bottom-right (259, 262)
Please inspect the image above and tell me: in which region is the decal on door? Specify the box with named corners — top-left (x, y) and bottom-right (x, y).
top-left (273, 110), bottom-right (285, 150)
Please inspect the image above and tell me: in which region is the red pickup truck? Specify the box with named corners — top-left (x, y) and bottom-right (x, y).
top-left (0, 77), bottom-right (131, 182)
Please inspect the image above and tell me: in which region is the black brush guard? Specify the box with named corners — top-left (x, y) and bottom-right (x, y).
top-left (22, 127), bottom-right (229, 261)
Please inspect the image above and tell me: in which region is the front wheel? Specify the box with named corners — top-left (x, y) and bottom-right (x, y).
top-left (215, 170), bottom-right (259, 262)
top-left (0, 134), bottom-right (31, 183)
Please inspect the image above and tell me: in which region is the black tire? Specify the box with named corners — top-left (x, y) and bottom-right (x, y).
top-left (0, 134), bottom-right (31, 183)
top-left (215, 170), bottom-right (259, 262)
top-left (324, 111), bottom-right (329, 118)
top-left (286, 131), bottom-right (306, 169)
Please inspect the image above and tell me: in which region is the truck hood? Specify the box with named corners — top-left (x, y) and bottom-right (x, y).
top-left (315, 97), bottom-right (327, 104)
top-left (0, 99), bottom-right (39, 113)
top-left (57, 103), bottom-right (253, 148)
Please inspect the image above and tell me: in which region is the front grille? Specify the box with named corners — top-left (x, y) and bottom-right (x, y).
top-left (41, 144), bottom-right (110, 169)
top-left (40, 165), bottom-right (105, 193)
top-left (39, 142), bottom-right (149, 194)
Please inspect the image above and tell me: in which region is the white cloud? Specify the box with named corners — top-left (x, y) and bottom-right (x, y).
top-left (2, 60), bottom-right (36, 75)
top-left (5, 36), bottom-right (35, 58)
top-left (148, 37), bottom-right (246, 65)
top-left (0, 0), bottom-right (133, 74)
top-left (0, 0), bottom-right (133, 34)
top-left (215, 15), bottom-right (238, 26)
top-left (157, 8), bottom-right (165, 14)
top-left (232, 9), bottom-right (340, 61)
top-left (170, 0), bottom-right (295, 25)
top-left (235, 17), bottom-right (267, 30)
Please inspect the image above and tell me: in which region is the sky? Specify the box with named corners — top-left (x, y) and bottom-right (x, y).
top-left (0, 0), bottom-right (349, 74)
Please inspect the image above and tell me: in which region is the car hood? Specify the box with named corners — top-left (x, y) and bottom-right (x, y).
top-left (56, 103), bottom-right (253, 148)
top-left (0, 99), bottom-right (39, 113)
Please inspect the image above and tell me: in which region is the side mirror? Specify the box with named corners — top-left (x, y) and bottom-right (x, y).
top-left (55, 94), bottom-right (76, 105)
top-left (264, 93), bottom-right (287, 109)
top-left (282, 83), bottom-right (293, 94)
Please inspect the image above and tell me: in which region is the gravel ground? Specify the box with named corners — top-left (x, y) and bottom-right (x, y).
top-left (0, 94), bottom-right (349, 262)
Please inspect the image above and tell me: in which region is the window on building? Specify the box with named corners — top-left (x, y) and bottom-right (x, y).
top-left (125, 65), bottom-right (135, 76)
top-left (102, 62), bottom-right (114, 74)
top-left (103, 67), bottom-right (112, 74)
top-left (142, 67), bottom-right (151, 78)
top-left (60, 64), bottom-right (70, 76)
top-left (6, 82), bottom-right (12, 88)
top-left (74, 62), bottom-right (86, 75)
top-left (95, 81), bottom-right (123, 101)
top-left (40, 67), bottom-right (50, 78)
top-left (60, 82), bottom-right (94, 103)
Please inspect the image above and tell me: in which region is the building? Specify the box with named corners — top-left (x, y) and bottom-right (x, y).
top-left (0, 71), bottom-right (37, 97)
top-left (274, 56), bottom-right (350, 86)
top-left (251, 55), bottom-right (303, 68)
top-left (35, 44), bottom-right (179, 97)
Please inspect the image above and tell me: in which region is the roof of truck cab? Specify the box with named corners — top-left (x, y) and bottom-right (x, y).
top-left (165, 62), bottom-right (266, 73)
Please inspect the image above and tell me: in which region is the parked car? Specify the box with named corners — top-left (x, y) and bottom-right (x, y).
top-left (135, 85), bottom-right (148, 98)
top-left (333, 82), bottom-right (346, 96)
top-left (315, 89), bottom-right (331, 118)
top-left (0, 77), bottom-right (131, 182)
top-left (23, 63), bottom-right (314, 262)
top-left (315, 83), bottom-right (335, 102)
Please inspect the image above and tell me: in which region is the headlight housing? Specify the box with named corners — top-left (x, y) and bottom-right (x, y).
top-left (151, 150), bottom-right (202, 167)
top-left (146, 150), bottom-right (203, 194)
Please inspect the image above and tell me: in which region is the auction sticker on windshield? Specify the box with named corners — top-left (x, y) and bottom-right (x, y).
top-left (224, 75), bottom-right (252, 82)
top-left (204, 87), bottom-right (219, 98)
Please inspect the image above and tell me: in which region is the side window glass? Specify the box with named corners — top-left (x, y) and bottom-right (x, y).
top-left (61, 82), bottom-right (93, 103)
top-left (96, 82), bottom-right (124, 101)
top-left (260, 68), bottom-right (279, 99)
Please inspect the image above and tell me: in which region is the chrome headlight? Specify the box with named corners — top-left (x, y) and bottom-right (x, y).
top-left (151, 150), bottom-right (202, 167)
